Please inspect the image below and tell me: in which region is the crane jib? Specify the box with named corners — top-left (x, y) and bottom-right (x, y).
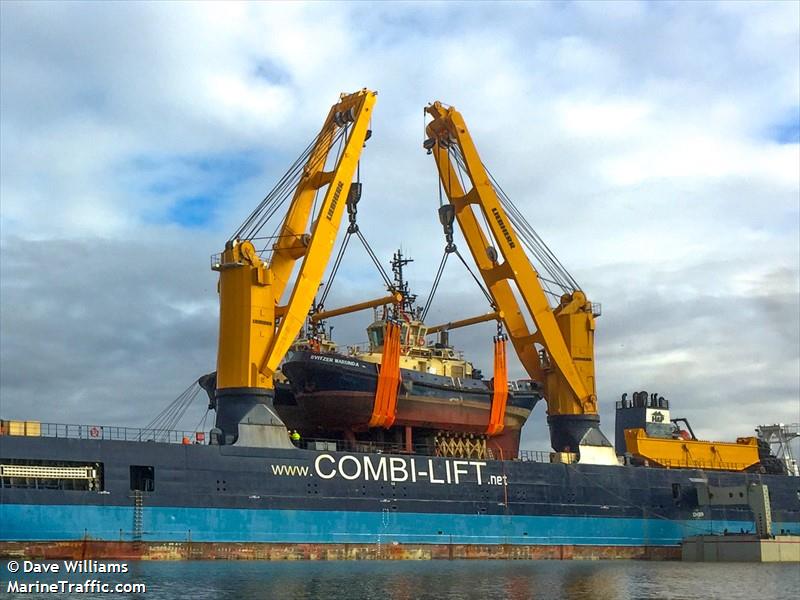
top-left (211, 89), bottom-right (378, 446)
top-left (425, 100), bottom-right (613, 456)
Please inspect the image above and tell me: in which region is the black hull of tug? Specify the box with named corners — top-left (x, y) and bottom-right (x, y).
top-left (280, 350), bottom-right (540, 454)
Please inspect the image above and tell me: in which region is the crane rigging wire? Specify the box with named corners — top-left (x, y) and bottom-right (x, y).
top-left (446, 148), bottom-right (573, 303)
top-left (355, 230), bottom-right (392, 287)
top-left (454, 248), bottom-right (494, 307)
top-left (311, 120), bottom-right (350, 222)
top-left (192, 408), bottom-right (210, 441)
top-left (232, 124), bottom-right (334, 240)
top-left (447, 145), bottom-right (580, 300)
top-left (230, 122), bottom-right (352, 243)
top-left (318, 232), bottom-right (351, 307)
top-left (421, 251), bottom-right (449, 321)
top-left (238, 132), bottom-right (338, 242)
top-left (422, 247), bottom-right (496, 320)
top-left (232, 135), bottom-right (320, 240)
top-left (229, 114), bottom-right (388, 313)
top-left (422, 238), bottom-right (495, 322)
top-left (483, 161), bottom-right (580, 291)
top-left (318, 193), bottom-right (392, 308)
top-left (447, 147), bottom-right (565, 301)
top-left (142, 381), bottom-right (203, 442)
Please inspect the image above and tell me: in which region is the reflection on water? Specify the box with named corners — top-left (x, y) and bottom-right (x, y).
top-left (3, 559), bottom-right (799, 599)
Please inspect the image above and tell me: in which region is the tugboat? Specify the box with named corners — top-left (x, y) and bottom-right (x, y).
top-left (279, 250), bottom-right (541, 459)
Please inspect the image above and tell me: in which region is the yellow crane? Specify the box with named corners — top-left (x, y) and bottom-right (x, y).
top-left (210, 89), bottom-right (377, 445)
top-left (423, 101), bottom-right (614, 461)
top-left (423, 101), bottom-right (763, 471)
top-left (203, 90), bottom-right (762, 469)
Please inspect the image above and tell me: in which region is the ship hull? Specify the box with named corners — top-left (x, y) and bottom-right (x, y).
top-left (280, 351), bottom-right (539, 454)
top-left (1, 435), bottom-right (798, 560)
top-left (0, 540), bottom-right (681, 561)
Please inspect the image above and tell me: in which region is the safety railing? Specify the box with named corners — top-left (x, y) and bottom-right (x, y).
top-left (4, 420), bottom-right (552, 462)
top-left (345, 343), bottom-right (371, 355)
top-left (298, 437), bottom-right (436, 456)
top-left (509, 379), bottom-right (540, 392)
top-left (5, 422), bottom-right (202, 445)
top-left (651, 456), bottom-right (754, 471)
top-left (296, 436), bottom-right (551, 463)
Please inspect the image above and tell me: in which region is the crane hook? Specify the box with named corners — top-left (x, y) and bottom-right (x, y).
top-left (438, 205), bottom-right (457, 253)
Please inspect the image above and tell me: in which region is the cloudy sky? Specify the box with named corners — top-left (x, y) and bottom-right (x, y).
top-left (1, 1), bottom-right (798, 451)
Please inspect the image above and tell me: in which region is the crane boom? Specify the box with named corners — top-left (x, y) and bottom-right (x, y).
top-left (211, 89), bottom-right (377, 445)
top-left (424, 101), bottom-right (609, 454)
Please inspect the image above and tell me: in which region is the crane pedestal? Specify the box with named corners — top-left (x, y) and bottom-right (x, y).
top-left (548, 414), bottom-right (604, 452)
top-left (548, 414), bottom-right (617, 465)
top-left (212, 388), bottom-right (293, 449)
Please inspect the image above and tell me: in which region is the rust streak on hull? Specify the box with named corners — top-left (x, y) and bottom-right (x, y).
top-left (0, 541), bottom-right (680, 561)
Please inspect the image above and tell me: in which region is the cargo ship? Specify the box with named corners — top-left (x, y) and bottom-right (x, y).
top-left (1, 401), bottom-right (798, 561)
top-left (2, 90), bottom-right (798, 560)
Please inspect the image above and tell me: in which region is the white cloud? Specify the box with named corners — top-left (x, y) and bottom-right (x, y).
top-left (0, 1), bottom-right (797, 451)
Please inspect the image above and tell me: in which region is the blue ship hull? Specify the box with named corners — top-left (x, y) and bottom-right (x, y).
top-left (1, 435), bottom-right (798, 559)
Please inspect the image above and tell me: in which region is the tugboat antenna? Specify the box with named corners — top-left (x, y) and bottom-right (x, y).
top-left (391, 249), bottom-right (417, 314)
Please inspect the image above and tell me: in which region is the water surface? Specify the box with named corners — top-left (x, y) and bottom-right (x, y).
top-left (3, 559), bottom-right (798, 599)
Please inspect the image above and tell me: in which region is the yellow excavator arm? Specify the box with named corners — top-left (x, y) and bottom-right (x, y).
top-left (424, 101), bottom-right (605, 452)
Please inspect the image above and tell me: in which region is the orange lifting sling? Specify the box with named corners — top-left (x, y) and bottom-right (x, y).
top-left (486, 336), bottom-right (508, 436)
top-left (369, 320), bottom-right (402, 428)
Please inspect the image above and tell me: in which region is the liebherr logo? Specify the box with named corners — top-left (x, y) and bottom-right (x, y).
top-left (326, 181), bottom-right (345, 220)
top-left (490, 207), bottom-right (516, 249)
top-left (271, 464), bottom-right (310, 476)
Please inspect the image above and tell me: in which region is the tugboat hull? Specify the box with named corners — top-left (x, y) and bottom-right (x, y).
top-left (280, 350), bottom-right (540, 454)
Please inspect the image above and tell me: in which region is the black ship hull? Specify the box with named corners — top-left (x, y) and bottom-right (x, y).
top-left (1, 434), bottom-right (798, 560)
top-left (280, 350), bottom-right (540, 456)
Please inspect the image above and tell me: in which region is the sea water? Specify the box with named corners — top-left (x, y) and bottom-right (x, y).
top-left (2, 559), bottom-right (798, 599)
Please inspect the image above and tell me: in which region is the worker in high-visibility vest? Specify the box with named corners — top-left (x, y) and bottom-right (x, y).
top-left (291, 430), bottom-right (301, 446)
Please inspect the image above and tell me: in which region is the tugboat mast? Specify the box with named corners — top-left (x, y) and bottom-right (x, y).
top-left (390, 249), bottom-right (417, 316)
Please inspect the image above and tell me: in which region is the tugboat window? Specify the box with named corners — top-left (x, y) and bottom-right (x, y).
top-left (368, 326), bottom-right (384, 348)
top-left (130, 465), bottom-right (155, 492)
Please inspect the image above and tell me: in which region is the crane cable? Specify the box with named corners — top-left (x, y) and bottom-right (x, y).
top-left (422, 233), bottom-right (495, 322)
top-left (192, 408), bottom-right (211, 442)
top-left (233, 124), bottom-right (344, 240)
top-left (230, 120), bottom-right (352, 244)
top-left (318, 234), bottom-right (352, 307)
top-left (423, 153), bottom-right (496, 320)
top-left (421, 251), bottom-right (449, 321)
top-left (142, 381), bottom-right (202, 442)
top-left (317, 163), bottom-right (392, 310)
top-left (448, 146), bottom-right (580, 298)
top-left (355, 230), bottom-right (393, 287)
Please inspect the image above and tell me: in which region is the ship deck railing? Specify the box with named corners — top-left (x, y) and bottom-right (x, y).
top-left (7, 422), bottom-right (201, 445)
top-left (3, 422), bottom-right (552, 462)
top-left (298, 437), bottom-right (551, 463)
top-left (650, 456), bottom-right (756, 471)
